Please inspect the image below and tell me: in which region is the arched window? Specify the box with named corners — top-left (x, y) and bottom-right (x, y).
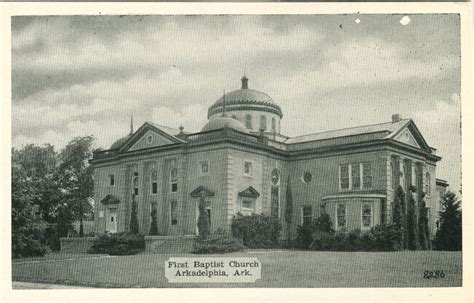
top-left (133, 175), bottom-right (139, 196)
top-left (271, 169), bottom-right (280, 218)
top-left (170, 168), bottom-right (178, 193)
top-left (271, 117), bottom-right (276, 132)
top-left (245, 114), bottom-right (252, 129)
top-left (150, 170), bottom-right (158, 195)
top-left (260, 115), bottom-right (267, 131)
top-left (425, 172), bottom-right (431, 196)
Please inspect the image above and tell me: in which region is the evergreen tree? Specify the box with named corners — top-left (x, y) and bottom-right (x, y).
top-left (418, 192), bottom-right (431, 250)
top-left (197, 194), bottom-right (210, 238)
top-left (149, 205), bottom-right (158, 235)
top-left (130, 194), bottom-right (140, 234)
top-left (406, 186), bottom-right (419, 250)
top-left (433, 191), bottom-right (462, 251)
top-left (392, 186), bottom-right (406, 250)
top-left (284, 177), bottom-right (294, 246)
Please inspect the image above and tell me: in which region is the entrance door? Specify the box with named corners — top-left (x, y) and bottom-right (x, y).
top-left (107, 209), bottom-right (117, 233)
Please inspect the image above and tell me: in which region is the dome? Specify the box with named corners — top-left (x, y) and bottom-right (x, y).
top-left (201, 115), bottom-right (249, 133)
top-left (110, 134), bottom-right (131, 149)
top-left (207, 76), bottom-right (283, 118)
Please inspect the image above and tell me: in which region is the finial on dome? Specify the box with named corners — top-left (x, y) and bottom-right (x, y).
top-left (241, 75), bottom-right (249, 89)
top-left (130, 115), bottom-right (134, 135)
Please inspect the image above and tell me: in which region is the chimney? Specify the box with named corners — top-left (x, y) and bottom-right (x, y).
top-left (392, 114), bottom-right (402, 123)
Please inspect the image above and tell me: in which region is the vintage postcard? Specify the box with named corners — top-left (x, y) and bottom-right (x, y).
top-left (1, 2), bottom-right (472, 302)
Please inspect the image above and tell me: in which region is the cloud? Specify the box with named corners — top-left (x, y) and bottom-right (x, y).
top-left (152, 104), bottom-right (208, 133)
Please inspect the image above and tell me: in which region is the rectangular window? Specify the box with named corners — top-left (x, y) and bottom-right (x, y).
top-left (340, 165), bottom-right (350, 190)
top-left (336, 203), bottom-right (346, 229)
top-left (362, 163), bottom-right (372, 188)
top-left (244, 161), bottom-right (253, 176)
top-left (361, 202), bottom-right (373, 229)
top-left (200, 161), bottom-right (209, 175)
top-left (152, 183), bottom-right (158, 194)
top-left (170, 200), bottom-right (178, 226)
top-left (351, 163), bottom-right (361, 189)
top-left (320, 203), bottom-right (327, 215)
top-left (271, 118), bottom-right (276, 132)
top-left (171, 183), bottom-right (178, 193)
top-left (242, 199), bottom-right (254, 210)
top-left (260, 115), bottom-right (267, 131)
top-left (109, 174), bottom-right (115, 186)
top-left (302, 206), bottom-right (312, 225)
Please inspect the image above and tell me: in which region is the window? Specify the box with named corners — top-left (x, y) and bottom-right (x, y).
top-left (147, 134), bottom-right (153, 144)
top-left (336, 203), bottom-right (346, 229)
top-left (241, 199), bottom-right (254, 212)
top-left (133, 175), bottom-right (139, 196)
top-left (302, 206), bottom-right (312, 225)
top-left (390, 162), bottom-right (394, 190)
top-left (200, 161), bottom-right (209, 175)
top-left (425, 172), bottom-right (431, 196)
top-left (244, 161), bottom-right (253, 177)
top-left (170, 168), bottom-right (178, 193)
top-left (362, 163), bottom-right (372, 189)
top-left (271, 169), bottom-right (280, 185)
top-left (271, 186), bottom-right (279, 218)
top-left (245, 114), bottom-right (252, 129)
top-left (150, 170), bottom-right (158, 195)
top-left (109, 174), bottom-right (115, 186)
top-left (303, 171), bottom-right (312, 183)
top-left (232, 114), bottom-right (237, 120)
top-left (351, 163), bottom-right (360, 189)
top-left (271, 117), bottom-right (276, 132)
top-left (320, 203), bottom-right (327, 215)
top-left (361, 202), bottom-right (373, 229)
top-left (340, 165), bottom-right (350, 190)
top-left (170, 200), bottom-right (178, 226)
top-left (260, 115), bottom-right (267, 131)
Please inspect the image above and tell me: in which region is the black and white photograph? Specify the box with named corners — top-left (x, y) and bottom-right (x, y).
top-left (2, 3), bottom-right (471, 299)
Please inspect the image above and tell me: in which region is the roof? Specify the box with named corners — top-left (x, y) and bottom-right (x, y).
top-left (147, 122), bottom-right (183, 136)
top-left (285, 119), bottom-right (411, 144)
top-left (201, 115), bottom-right (249, 133)
top-left (110, 134), bottom-right (132, 149)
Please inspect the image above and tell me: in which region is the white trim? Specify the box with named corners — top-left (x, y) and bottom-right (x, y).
top-left (322, 193), bottom-right (386, 200)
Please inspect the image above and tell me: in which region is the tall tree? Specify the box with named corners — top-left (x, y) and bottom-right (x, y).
top-left (406, 185), bottom-right (419, 250)
top-left (284, 177), bottom-right (294, 246)
top-left (57, 136), bottom-right (95, 237)
top-left (149, 205), bottom-right (159, 235)
top-left (418, 192), bottom-right (431, 250)
top-left (197, 194), bottom-right (210, 238)
top-left (392, 186), bottom-right (406, 250)
top-left (130, 194), bottom-right (140, 234)
top-left (433, 191), bottom-right (462, 251)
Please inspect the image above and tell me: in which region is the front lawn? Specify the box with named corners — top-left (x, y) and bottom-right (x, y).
top-left (12, 250), bottom-right (462, 288)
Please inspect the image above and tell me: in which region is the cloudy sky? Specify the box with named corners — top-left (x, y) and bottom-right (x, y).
top-left (11, 14), bottom-right (461, 191)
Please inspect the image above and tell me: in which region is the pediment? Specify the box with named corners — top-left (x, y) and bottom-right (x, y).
top-left (190, 186), bottom-right (215, 198)
top-left (390, 121), bottom-right (432, 153)
top-left (120, 122), bottom-right (184, 152)
top-left (238, 186), bottom-right (260, 198)
top-left (101, 194), bottom-right (120, 205)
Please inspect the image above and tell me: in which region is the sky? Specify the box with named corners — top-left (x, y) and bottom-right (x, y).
top-left (11, 14), bottom-right (461, 191)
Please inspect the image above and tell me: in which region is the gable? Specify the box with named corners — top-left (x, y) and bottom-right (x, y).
top-left (394, 128), bottom-right (421, 148)
top-left (238, 186), bottom-right (260, 198)
top-left (128, 129), bottom-right (175, 151)
top-left (119, 122), bottom-right (183, 152)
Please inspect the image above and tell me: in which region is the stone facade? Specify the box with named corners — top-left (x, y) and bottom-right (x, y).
top-left (92, 77), bottom-right (445, 238)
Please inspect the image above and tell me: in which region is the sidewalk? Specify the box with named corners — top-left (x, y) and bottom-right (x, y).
top-left (12, 281), bottom-right (92, 289)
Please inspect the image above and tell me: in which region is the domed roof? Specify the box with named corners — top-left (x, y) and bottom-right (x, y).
top-left (110, 134), bottom-right (132, 149)
top-left (201, 115), bottom-right (249, 133)
top-left (208, 76), bottom-right (283, 118)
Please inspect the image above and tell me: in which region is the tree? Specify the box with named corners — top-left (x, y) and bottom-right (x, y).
top-left (406, 185), bottom-right (419, 250)
top-left (392, 186), bottom-right (406, 250)
top-left (418, 192), bottom-right (431, 250)
top-left (57, 136), bottom-right (95, 237)
top-left (284, 177), bottom-right (294, 246)
top-left (130, 194), bottom-right (140, 234)
top-left (149, 205), bottom-right (159, 235)
top-left (433, 191), bottom-right (462, 251)
top-left (11, 161), bottom-right (49, 257)
top-left (197, 194), bottom-right (210, 238)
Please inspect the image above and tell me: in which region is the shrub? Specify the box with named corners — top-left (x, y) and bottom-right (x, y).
top-left (149, 206), bottom-right (158, 236)
top-left (295, 224), bottom-right (315, 249)
top-left (433, 191), bottom-right (462, 251)
top-left (193, 228), bottom-right (244, 254)
top-left (231, 213), bottom-right (281, 248)
top-left (88, 232), bottom-right (145, 255)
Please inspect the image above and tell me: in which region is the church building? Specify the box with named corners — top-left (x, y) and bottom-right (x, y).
top-left (92, 76), bottom-right (445, 237)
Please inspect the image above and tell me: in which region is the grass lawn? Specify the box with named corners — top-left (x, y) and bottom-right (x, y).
top-left (12, 250), bottom-right (462, 288)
